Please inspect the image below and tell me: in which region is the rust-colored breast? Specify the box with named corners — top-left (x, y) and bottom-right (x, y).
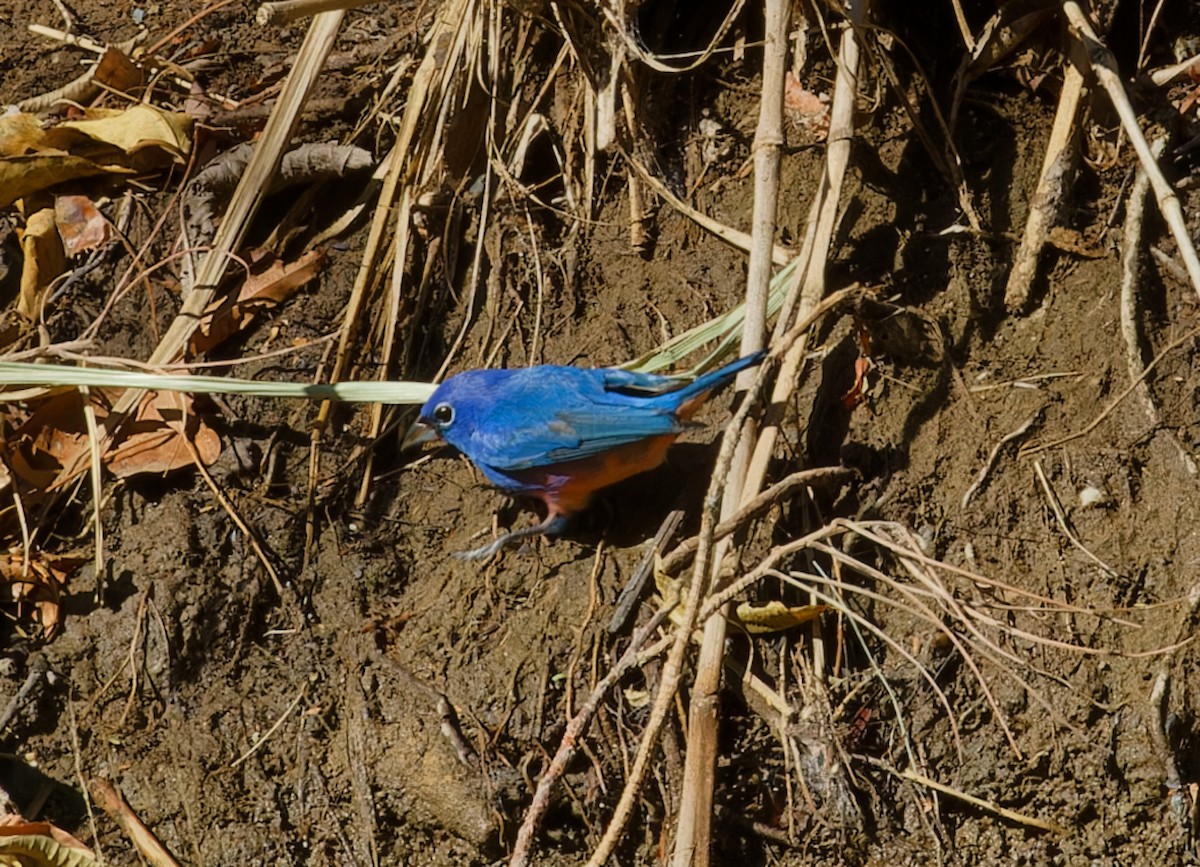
top-left (511, 433), bottom-right (679, 518)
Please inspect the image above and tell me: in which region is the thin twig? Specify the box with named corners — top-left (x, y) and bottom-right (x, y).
top-left (609, 510), bottom-right (684, 634)
top-left (865, 757), bottom-right (1068, 834)
top-left (1021, 325), bottom-right (1200, 457)
top-left (1032, 459), bottom-right (1119, 578)
top-left (510, 610), bottom-right (673, 867)
top-left (90, 778), bottom-right (183, 867)
top-left (961, 413), bottom-right (1040, 509)
top-left (230, 684), bottom-right (308, 768)
top-left (659, 465), bottom-right (854, 576)
top-left (0, 654), bottom-right (48, 732)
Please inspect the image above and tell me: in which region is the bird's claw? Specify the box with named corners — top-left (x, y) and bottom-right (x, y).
top-left (452, 514), bottom-right (570, 561)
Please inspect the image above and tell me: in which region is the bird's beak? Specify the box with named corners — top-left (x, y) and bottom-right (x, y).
top-left (402, 420), bottom-right (440, 451)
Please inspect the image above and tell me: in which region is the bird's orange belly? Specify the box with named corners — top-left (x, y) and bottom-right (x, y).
top-left (510, 434), bottom-right (678, 517)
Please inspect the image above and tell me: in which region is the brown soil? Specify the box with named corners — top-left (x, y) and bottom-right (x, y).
top-left (3, 1), bottom-right (1200, 865)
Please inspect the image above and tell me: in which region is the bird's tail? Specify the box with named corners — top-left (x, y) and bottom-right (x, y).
top-left (672, 350), bottom-right (766, 418)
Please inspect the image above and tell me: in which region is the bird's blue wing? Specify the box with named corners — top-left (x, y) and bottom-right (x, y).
top-left (468, 404), bottom-right (685, 471)
top-left (599, 368), bottom-right (687, 396)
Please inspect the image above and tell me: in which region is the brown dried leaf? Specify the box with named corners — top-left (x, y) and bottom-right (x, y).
top-left (189, 247), bottom-right (325, 355)
top-left (55, 195), bottom-right (112, 257)
top-left (0, 817), bottom-right (98, 864)
top-left (92, 46), bottom-right (144, 94)
top-left (0, 551), bottom-right (86, 640)
top-left (5, 389), bottom-right (221, 490)
top-left (0, 106), bottom-right (192, 208)
top-left (105, 392), bottom-right (222, 478)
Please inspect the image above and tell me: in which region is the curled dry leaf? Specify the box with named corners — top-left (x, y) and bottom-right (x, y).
top-left (0, 551), bottom-right (86, 640)
top-left (0, 816), bottom-right (97, 865)
top-left (104, 391), bottom-right (222, 478)
top-left (16, 208), bottom-right (65, 319)
top-left (734, 600), bottom-right (828, 634)
top-left (0, 105), bottom-right (192, 208)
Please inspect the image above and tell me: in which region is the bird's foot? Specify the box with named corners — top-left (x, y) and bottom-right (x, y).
top-left (453, 514), bottom-right (570, 561)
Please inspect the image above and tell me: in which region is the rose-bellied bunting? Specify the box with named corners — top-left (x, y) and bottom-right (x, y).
top-left (404, 351), bottom-right (765, 559)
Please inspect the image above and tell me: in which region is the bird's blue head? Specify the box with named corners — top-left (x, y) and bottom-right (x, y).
top-left (402, 370), bottom-right (498, 453)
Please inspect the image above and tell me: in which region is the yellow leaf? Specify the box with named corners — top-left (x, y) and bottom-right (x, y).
top-left (17, 209), bottom-right (65, 319)
top-left (734, 600), bottom-right (828, 634)
top-left (58, 103), bottom-right (191, 158)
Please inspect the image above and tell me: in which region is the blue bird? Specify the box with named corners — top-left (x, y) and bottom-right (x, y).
top-left (404, 352), bottom-right (764, 559)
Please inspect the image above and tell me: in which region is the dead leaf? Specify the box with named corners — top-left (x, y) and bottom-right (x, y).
top-left (5, 388), bottom-right (221, 491)
top-left (92, 46), bottom-right (144, 94)
top-left (0, 106), bottom-right (192, 208)
top-left (841, 356), bottom-right (873, 410)
top-left (105, 391), bottom-right (222, 478)
top-left (17, 208), bottom-right (65, 319)
top-left (0, 817), bottom-right (97, 865)
top-left (0, 551), bottom-right (85, 640)
top-left (57, 103), bottom-right (191, 159)
top-left (189, 247), bottom-right (326, 355)
top-left (55, 195), bottom-right (112, 257)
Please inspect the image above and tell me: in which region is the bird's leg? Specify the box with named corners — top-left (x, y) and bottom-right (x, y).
top-left (453, 513), bottom-right (570, 561)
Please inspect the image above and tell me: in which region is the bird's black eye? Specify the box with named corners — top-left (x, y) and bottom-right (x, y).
top-left (433, 402), bottom-right (454, 425)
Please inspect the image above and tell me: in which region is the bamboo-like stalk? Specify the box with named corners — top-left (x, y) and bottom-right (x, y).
top-left (670, 0), bottom-right (788, 862)
top-left (742, 0), bottom-right (866, 516)
top-left (1062, 1), bottom-right (1200, 297)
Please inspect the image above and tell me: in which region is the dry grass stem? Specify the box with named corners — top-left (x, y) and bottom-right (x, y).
top-left (1003, 61), bottom-right (1084, 311)
top-left (1033, 459), bottom-right (1120, 578)
top-left (256, 0), bottom-right (373, 26)
top-left (626, 154), bottom-right (791, 265)
top-left (18, 29), bottom-right (145, 112)
top-left (868, 759), bottom-right (1069, 834)
top-left (1063, 1), bottom-right (1200, 296)
top-left (230, 684), bottom-right (308, 768)
top-left (960, 413), bottom-right (1040, 509)
top-left (659, 465), bottom-right (854, 576)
